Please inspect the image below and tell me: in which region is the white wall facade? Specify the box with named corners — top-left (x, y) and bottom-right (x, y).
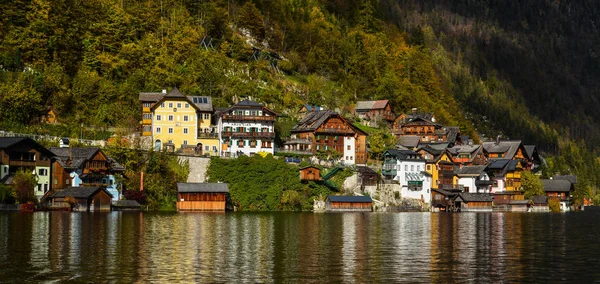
top-left (342, 136), bottom-right (356, 165)
top-left (219, 118), bottom-right (275, 157)
top-left (458, 177), bottom-right (477, 193)
top-left (490, 177), bottom-right (505, 193)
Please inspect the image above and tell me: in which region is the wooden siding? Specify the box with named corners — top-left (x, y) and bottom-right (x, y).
top-left (177, 192), bottom-right (228, 211)
top-left (326, 201), bottom-right (372, 212)
top-left (463, 201), bottom-right (492, 209)
top-left (300, 167), bottom-right (321, 181)
top-left (51, 162), bottom-right (70, 190)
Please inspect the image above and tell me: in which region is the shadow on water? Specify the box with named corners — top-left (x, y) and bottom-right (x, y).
top-left (1, 211), bottom-right (600, 283)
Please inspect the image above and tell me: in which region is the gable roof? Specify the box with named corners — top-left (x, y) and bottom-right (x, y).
top-left (50, 147), bottom-right (104, 169)
top-left (398, 135), bottom-right (420, 148)
top-left (355, 100), bottom-right (389, 111)
top-left (292, 110), bottom-right (366, 136)
top-left (524, 145), bottom-right (536, 160)
top-left (554, 175), bottom-right (577, 184)
top-left (456, 165), bottom-right (488, 177)
top-left (448, 144), bottom-right (481, 155)
top-left (177, 183), bottom-right (229, 193)
top-left (52, 186), bottom-right (112, 199)
top-left (223, 99), bottom-right (278, 117)
top-left (327, 195), bottom-right (373, 203)
top-left (384, 149), bottom-right (424, 161)
top-left (0, 137), bottom-right (55, 158)
top-left (541, 179), bottom-right (573, 192)
top-left (444, 127), bottom-right (460, 144)
top-left (531, 195), bottom-right (548, 205)
top-left (456, 193), bottom-right (493, 202)
top-left (483, 140), bottom-right (523, 159)
top-left (138, 92), bottom-right (164, 102)
top-left (395, 111), bottom-right (435, 125)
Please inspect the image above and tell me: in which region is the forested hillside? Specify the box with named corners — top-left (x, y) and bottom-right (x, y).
top-left (1, 0), bottom-right (600, 197)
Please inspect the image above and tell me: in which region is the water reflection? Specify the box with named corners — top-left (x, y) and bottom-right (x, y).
top-left (1, 211), bottom-right (600, 283)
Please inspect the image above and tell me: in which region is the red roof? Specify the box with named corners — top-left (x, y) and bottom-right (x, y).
top-left (371, 100), bottom-right (389, 109)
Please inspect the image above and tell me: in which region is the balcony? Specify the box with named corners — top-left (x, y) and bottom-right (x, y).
top-left (315, 128), bottom-right (355, 135)
top-left (197, 132), bottom-right (218, 139)
top-left (9, 160), bottom-right (36, 167)
top-left (221, 131), bottom-right (275, 139)
top-left (222, 114), bottom-right (275, 122)
top-left (277, 149), bottom-right (314, 155)
top-left (382, 168), bottom-right (397, 176)
top-left (284, 138), bottom-right (312, 145)
top-left (142, 131), bottom-right (152, 136)
top-left (142, 119), bottom-right (152, 125)
top-left (142, 107), bottom-right (150, 112)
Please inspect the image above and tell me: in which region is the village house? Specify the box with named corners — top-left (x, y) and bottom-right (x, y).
top-left (430, 189), bottom-right (458, 212)
top-left (49, 145), bottom-right (124, 201)
top-left (455, 165), bottom-right (493, 193)
top-left (299, 166), bottom-right (322, 181)
top-left (416, 145), bottom-right (455, 191)
top-left (284, 110), bottom-right (368, 165)
top-left (176, 182), bottom-right (231, 211)
top-left (392, 114), bottom-right (461, 146)
top-left (394, 108), bottom-right (436, 126)
top-left (523, 145), bottom-right (542, 170)
top-left (218, 99), bottom-right (277, 157)
top-left (0, 137), bottom-right (55, 200)
top-left (40, 107), bottom-right (58, 124)
top-left (47, 186), bottom-right (112, 212)
top-left (482, 138), bottom-right (527, 161)
top-left (354, 100), bottom-right (395, 127)
top-left (325, 195), bottom-right (373, 212)
top-left (139, 88), bottom-right (219, 155)
top-left (382, 149), bottom-right (432, 203)
top-left (448, 144), bottom-right (487, 167)
top-left (541, 179), bottom-right (574, 211)
top-left (298, 104), bottom-right (325, 119)
top-left (453, 192), bottom-right (493, 212)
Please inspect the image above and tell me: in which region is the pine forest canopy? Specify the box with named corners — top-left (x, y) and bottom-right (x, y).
top-left (0, 1), bottom-right (598, 155)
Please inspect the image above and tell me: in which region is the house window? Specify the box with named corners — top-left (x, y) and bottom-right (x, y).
top-left (205, 146), bottom-right (209, 151)
top-left (427, 165), bottom-right (431, 171)
top-left (183, 115), bottom-right (189, 121)
top-left (156, 127), bottom-right (161, 133)
top-left (161, 103), bottom-right (165, 108)
top-left (417, 165), bottom-right (420, 171)
top-left (411, 165), bottom-right (414, 171)
top-left (183, 140), bottom-right (188, 145)
top-left (183, 128), bottom-right (188, 134)
top-left (405, 165), bottom-right (408, 171)
top-left (212, 146), bottom-right (217, 151)
top-left (156, 115), bottom-right (162, 121)
top-left (168, 128), bottom-right (173, 134)
top-left (347, 145), bottom-right (351, 150)
top-left (185, 103), bottom-right (189, 108)
top-left (168, 115), bottom-right (174, 121)
top-left (177, 103), bottom-right (182, 108)
top-left (204, 113), bottom-right (209, 120)
top-left (38, 169), bottom-right (47, 176)
top-left (168, 103), bottom-right (173, 108)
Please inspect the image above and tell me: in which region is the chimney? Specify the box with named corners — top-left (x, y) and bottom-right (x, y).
top-left (468, 139), bottom-right (473, 146)
top-left (140, 171), bottom-right (144, 191)
top-left (412, 108), bottom-right (417, 114)
top-left (59, 138), bottom-right (70, 148)
top-left (496, 135), bottom-right (501, 145)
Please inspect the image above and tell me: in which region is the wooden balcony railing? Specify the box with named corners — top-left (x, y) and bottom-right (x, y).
top-left (221, 131), bottom-right (275, 139)
top-left (315, 128), bottom-right (355, 135)
top-left (197, 132), bottom-right (219, 139)
top-left (222, 115), bottom-right (275, 122)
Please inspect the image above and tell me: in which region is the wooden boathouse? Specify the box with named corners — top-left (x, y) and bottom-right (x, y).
top-left (176, 183), bottom-right (231, 211)
top-left (48, 186), bottom-right (112, 212)
top-left (299, 166), bottom-right (322, 181)
top-left (325, 195), bottom-right (373, 212)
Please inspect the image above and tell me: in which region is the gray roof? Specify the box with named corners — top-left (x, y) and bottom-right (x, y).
top-left (164, 87), bottom-right (185, 98)
top-left (187, 96), bottom-right (213, 112)
top-left (301, 105), bottom-right (325, 112)
top-left (483, 140), bottom-right (523, 159)
top-left (355, 100), bottom-right (389, 111)
top-left (554, 175), bottom-right (577, 184)
top-left (449, 144), bottom-right (481, 155)
top-left (398, 136), bottom-right (420, 148)
top-left (456, 193), bottom-right (493, 202)
top-left (0, 137), bottom-right (55, 158)
top-left (524, 145), bottom-right (536, 160)
top-left (52, 186), bottom-right (112, 199)
top-left (486, 159), bottom-right (519, 177)
top-left (541, 179), bottom-right (573, 193)
top-left (445, 127), bottom-right (460, 144)
top-left (456, 165), bottom-right (487, 176)
top-left (138, 92), bottom-right (164, 102)
top-left (50, 147), bottom-right (102, 169)
top-left (422, 142), bottom-right (451, 151)
top-left (293, 110), bottom-right (336, 132)
top-left (327, 195), bottom-right (373, 203)
top-left (177, 183), bottom-right (229, 193)
top-left (235, 99), bottom-right (262, 107)
top-left (112, 200), bottom-right (142, 208)
top-left (384, 149), bottom-right (424, 161)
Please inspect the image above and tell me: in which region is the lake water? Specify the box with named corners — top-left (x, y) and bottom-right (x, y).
top-left (1, 211), bottom-right (600, 283)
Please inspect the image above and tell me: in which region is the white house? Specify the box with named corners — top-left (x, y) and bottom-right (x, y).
top-left (456, 165), bottom-right (493, 193)
top-left (218, 99), bottom-right (277, 157)
top-left (382, 149), bottom-right (431, 203)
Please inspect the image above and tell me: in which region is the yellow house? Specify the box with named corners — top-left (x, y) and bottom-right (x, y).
top-left (418, 147), bottom-right (455, 189)
top-left (505, 161), bottom-right (524, 191)
top-left (192, 96), bottom-right (219, 156)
